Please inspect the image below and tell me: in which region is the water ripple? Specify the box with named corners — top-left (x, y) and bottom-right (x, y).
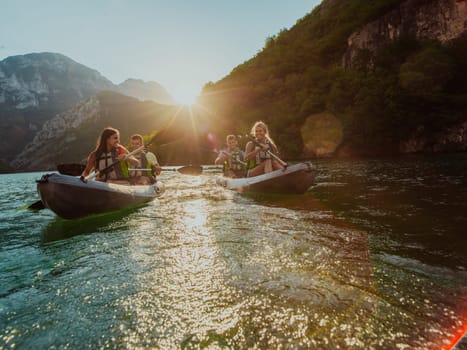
top-left (1, 156), bottom-right (466, 349)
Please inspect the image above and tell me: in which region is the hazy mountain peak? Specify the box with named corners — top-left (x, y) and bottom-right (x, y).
top-left (0, 52), bottom-right (114, 111)
top-left (117, 78), bottom-right (175, 105)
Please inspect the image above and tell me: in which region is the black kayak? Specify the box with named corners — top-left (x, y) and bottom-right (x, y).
top-left (37, 173), bottom-right (165, 219)
top-left (216, 162), bottom-right (316, 194)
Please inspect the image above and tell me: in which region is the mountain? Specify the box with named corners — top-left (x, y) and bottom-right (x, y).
top-left (0, 52), bottom-right (175, 163)
top-left (199, 0), bottom-right (467, 157)
top-left (117, 79), bottom-right (175, 105)
top-left (0, 52), bottom-right (114, 111)
top-left (0, 52), bottom-right (114, 161)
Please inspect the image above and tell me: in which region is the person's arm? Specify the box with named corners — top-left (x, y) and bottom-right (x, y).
top-left (117, 145), bottom-right (139, 166)
top-left (244, 141), bottom-right (255, 161)
top-left (81, 151), bottom-right (96, 177)
top-left (244, 141), bottom-right (267, 161)
top-left (214, 150), bottom-right (229, 165)
top-left (239, 150), bottom-right (246, 161)
top-left (146, 152), bottom-right (162, 175)
top-left (152, 164), bottom-right (162, 176)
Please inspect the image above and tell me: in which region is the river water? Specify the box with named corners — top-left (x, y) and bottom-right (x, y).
top-left (1, 154), bottom-right (466, 349)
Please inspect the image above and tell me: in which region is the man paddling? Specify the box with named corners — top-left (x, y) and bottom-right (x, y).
top-left (128, 134), bottom-right (162, 185)
top-left (215, 134), bottom-right (246, 178)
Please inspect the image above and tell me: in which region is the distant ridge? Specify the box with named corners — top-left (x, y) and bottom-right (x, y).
top-left (117, 78), bottom-right (175, 105)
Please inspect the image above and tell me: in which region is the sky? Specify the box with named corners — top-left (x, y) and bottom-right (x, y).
top-left (0, 0), bottom-right (321, 104)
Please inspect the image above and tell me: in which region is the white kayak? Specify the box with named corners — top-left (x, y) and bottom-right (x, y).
top-left (216, 162), bottom-right (316, 194)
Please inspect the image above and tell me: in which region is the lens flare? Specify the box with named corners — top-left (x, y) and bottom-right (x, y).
top-left (300, 112), bottom-right (343, 157)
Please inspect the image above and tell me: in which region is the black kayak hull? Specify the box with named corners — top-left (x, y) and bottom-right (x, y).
top-left (216, 162), bottom-right (316, 194)
top-left (37, 173), bottom-right (164, 219)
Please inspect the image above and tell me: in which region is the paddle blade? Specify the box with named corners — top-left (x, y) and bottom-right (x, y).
top-left (57, 163), bottom-right (86, 176)
top-left (28, 200), bottom-right (45, 210)
top-left (145, 152), bottom-right (158, 164)
top-left (177, 165), bottom-right (203, 175)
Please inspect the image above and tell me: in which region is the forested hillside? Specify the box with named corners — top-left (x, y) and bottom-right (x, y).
top-left (199, 0), bottom-right (467, 157)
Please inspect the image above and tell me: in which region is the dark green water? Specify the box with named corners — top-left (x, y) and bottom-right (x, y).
top-left (1, 154), bottom-right (466, 349)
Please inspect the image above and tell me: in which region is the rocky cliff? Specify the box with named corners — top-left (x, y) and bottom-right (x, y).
top-left (0, 52), bottom-right (114, 111)
top-left (10, 97), bottom-right (101, 170)
top-left (343, 0), bottom-right (467, 67)
top-left (400, 121), bottom-right (467, 153)
top-left (341, 0), bottom-right (467, 154)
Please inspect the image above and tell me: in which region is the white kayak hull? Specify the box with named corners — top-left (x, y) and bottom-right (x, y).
top-left (216, 162), bottom-right (316, 194)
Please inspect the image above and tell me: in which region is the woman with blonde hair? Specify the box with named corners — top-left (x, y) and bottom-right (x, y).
top-left (244, 121), bottom-right (284, 177)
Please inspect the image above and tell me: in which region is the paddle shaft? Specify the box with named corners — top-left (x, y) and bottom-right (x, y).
top-left (128, 168), bottom-right (157, 171)
top-left (84, 129), bottom-right (171, 181)
top-left (129, 168), bottom-right (190, 173)
top-left (85, 144), bottom-right (146, 181)
top-left (249, 137), bottom-right (288, 167)
top-left (128, 167), bottom-right (184, 172)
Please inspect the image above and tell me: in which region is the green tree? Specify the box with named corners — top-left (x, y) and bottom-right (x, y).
top-left (399, 45), bottom-right (453, 95)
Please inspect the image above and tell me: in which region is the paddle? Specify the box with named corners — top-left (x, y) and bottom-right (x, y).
top-left (247, 136), bottom-right (288, 167)
top-left (27, 199), bottom-right (45, 210)
top-left (57, 163), bottom-right (203, 176)
top-left (167, 165), bottom-right (202, 175)
top-left (83, 144), bottom-right (146, 181)
top-left (57, 163), bottom-right (86, 176)
top-left (58, 147), bottom-right (201, 177)
top-left (84, 126), bottom-right (190, 181)
top-left (127, 165), bottom-right (203, 175)
top-left (144, 146), bottom-right (201, 175)
top-left (83, 127), bottom-right (187, 181)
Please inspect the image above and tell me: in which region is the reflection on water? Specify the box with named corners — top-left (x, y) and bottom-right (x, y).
top-left (41, 207), bottom-right (142, 242)
top-left (1, 156), bottom-right (466, 349)
top-left (119, 197), bottom-right (229, 349)
top-left (113, 189), bottom-right (379, 348)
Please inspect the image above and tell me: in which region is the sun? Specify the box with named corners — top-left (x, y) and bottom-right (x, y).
top-left (172, 86), bottom-right (200, 106)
